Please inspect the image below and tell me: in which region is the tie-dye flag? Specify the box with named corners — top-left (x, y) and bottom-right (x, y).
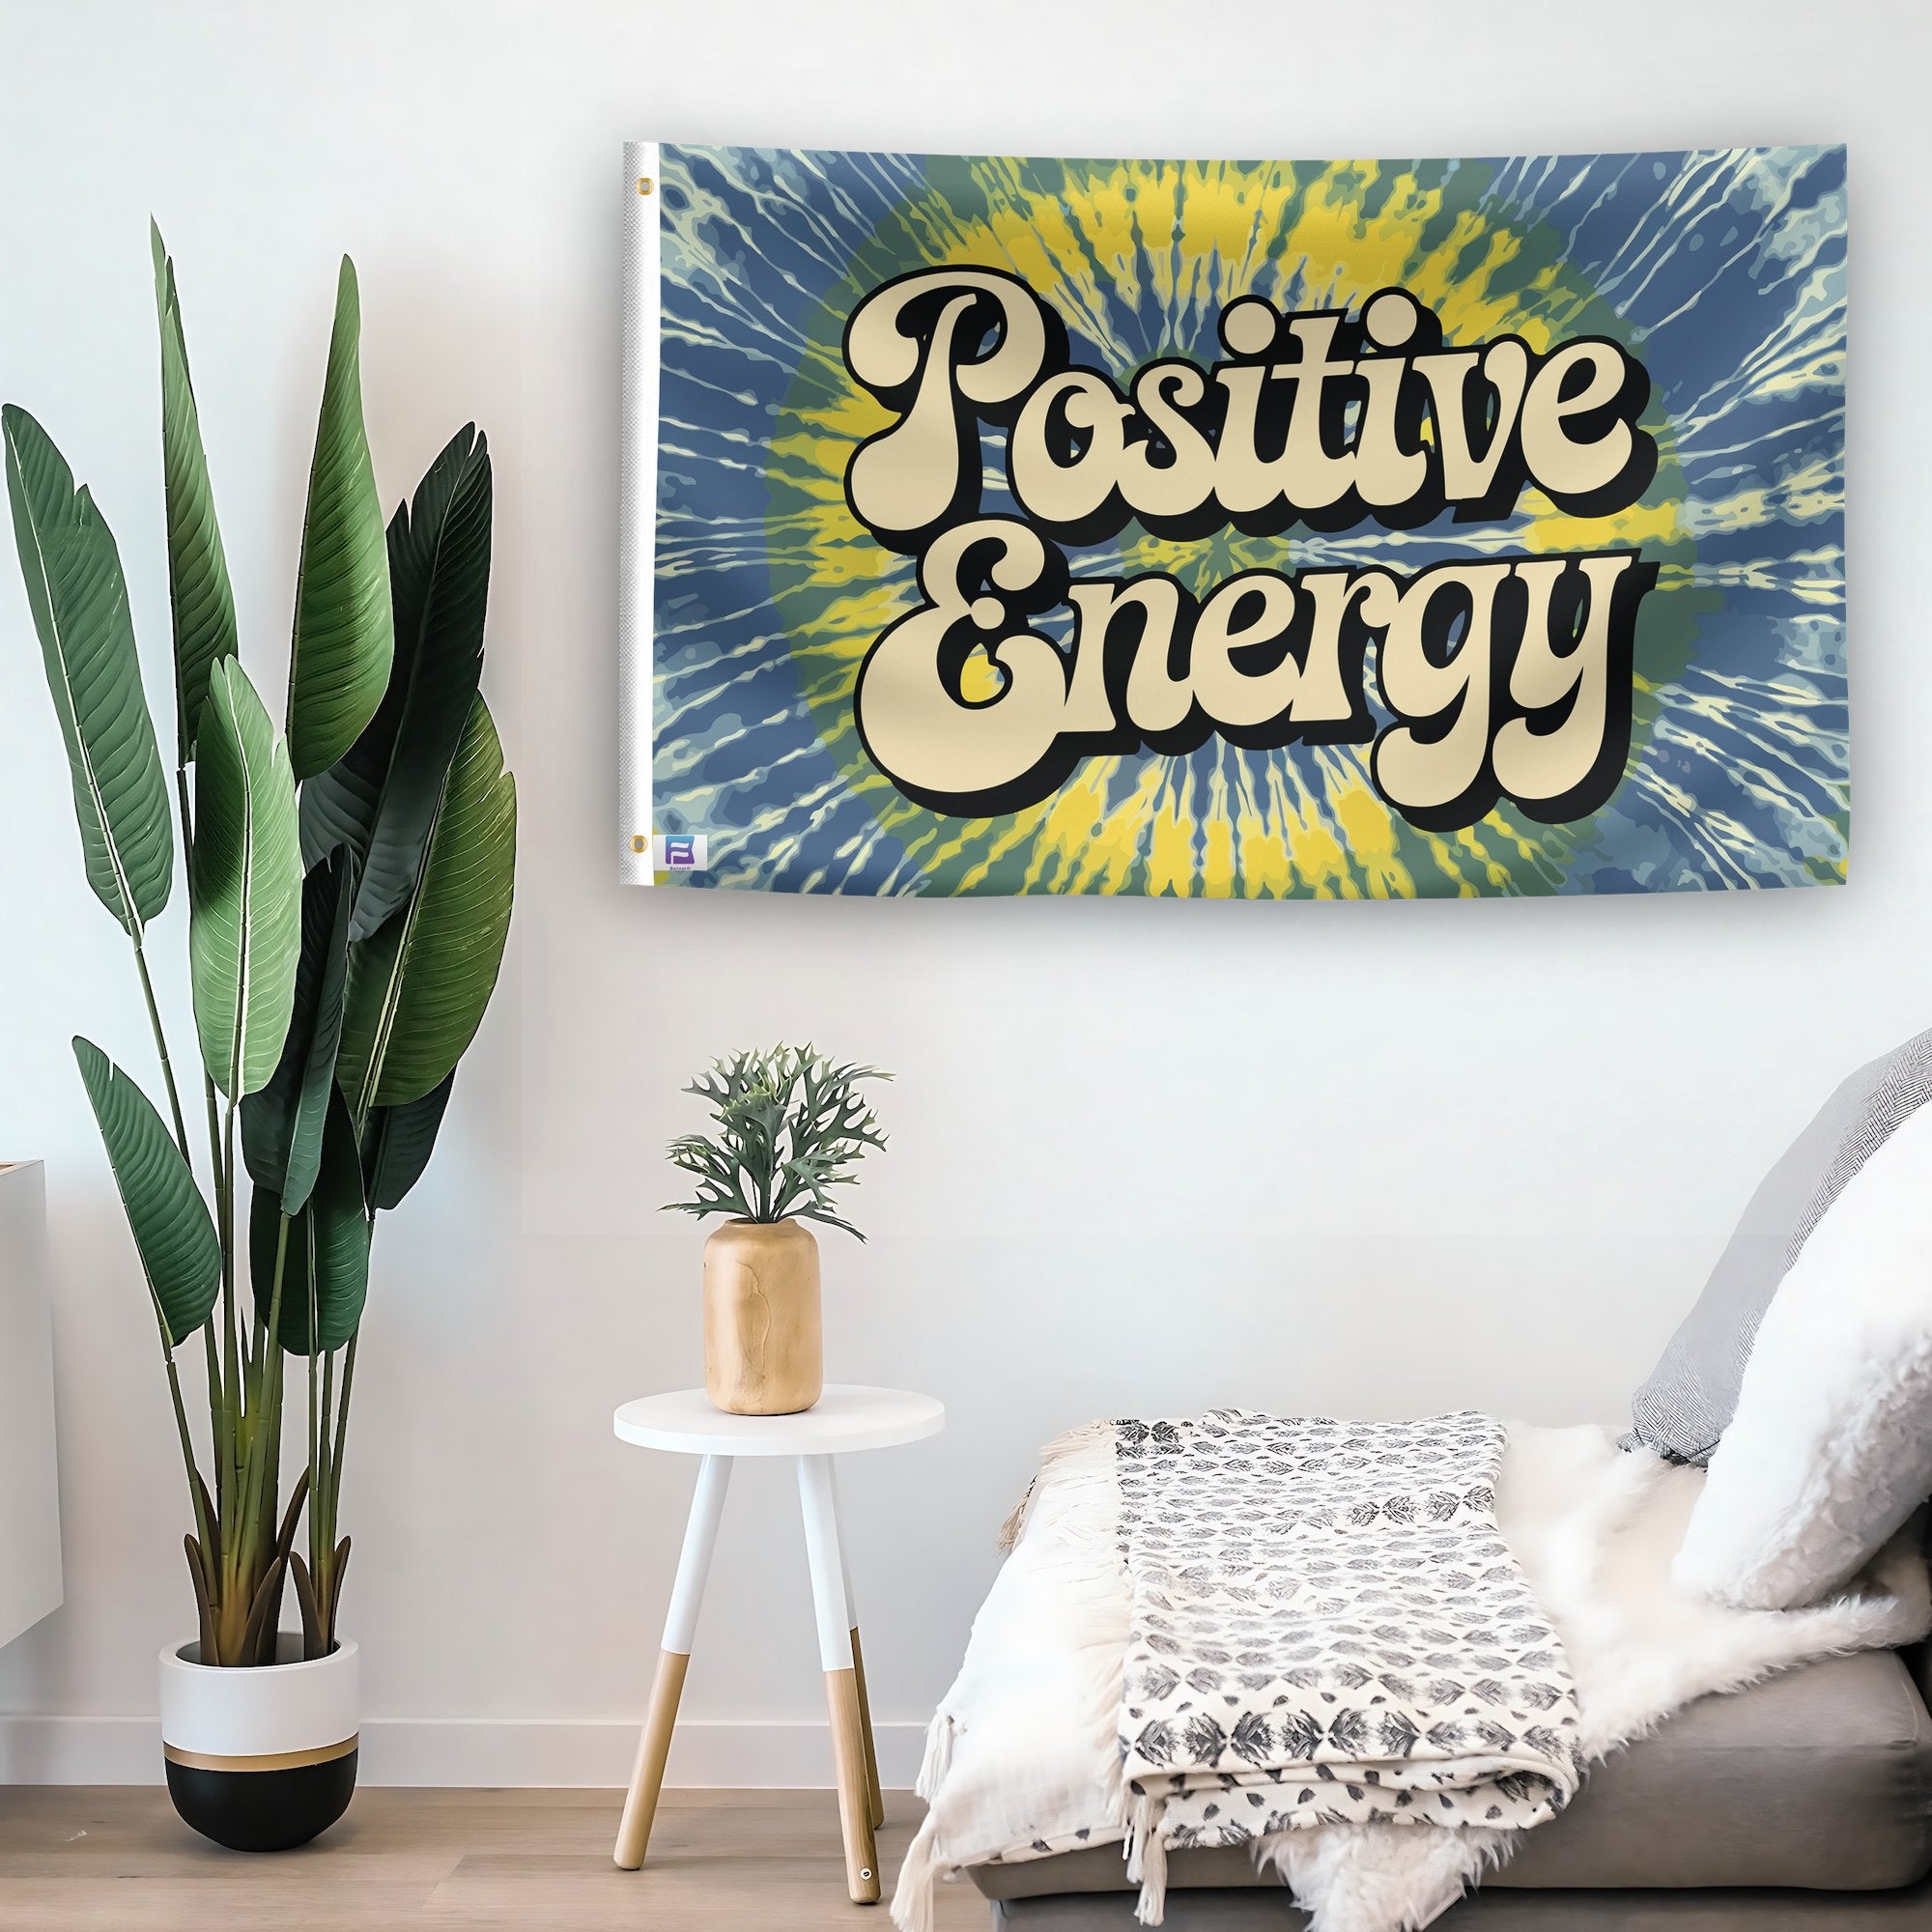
top-left (619, 144), bottom-right (1846, 898)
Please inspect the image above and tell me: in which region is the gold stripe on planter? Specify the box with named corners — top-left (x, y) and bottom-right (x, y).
top-left (163, 1735), bottom-right (358, 1774)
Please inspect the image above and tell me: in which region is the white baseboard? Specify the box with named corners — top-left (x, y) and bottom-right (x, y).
top-left (0, 1715), bottom-right (928, 1788)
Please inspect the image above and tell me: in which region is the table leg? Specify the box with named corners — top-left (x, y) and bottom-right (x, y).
top-left (828, 1461), bottom-right (885, 1830)
top-left (613, 1454), bottom-right (732, 1870)
top-left (798, 1454), bottom-right (881, 1904)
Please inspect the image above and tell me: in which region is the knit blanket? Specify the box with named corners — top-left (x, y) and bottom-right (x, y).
top-left (1111, 1412), bottom-right (1581, 1918)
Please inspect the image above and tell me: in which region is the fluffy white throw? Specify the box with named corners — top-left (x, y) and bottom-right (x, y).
top-left (893, 1421), bottom-right (1930, 1932)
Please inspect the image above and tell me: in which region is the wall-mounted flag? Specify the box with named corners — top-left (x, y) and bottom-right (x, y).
top-left (619, 144), bottom-right (1847, 899)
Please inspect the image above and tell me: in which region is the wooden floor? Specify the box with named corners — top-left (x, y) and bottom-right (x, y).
top-left (0, 1787), bottom-right (987, 1931)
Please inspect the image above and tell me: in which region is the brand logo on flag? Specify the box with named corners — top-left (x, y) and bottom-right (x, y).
top-left (658, 833), bottom-right (705, 870)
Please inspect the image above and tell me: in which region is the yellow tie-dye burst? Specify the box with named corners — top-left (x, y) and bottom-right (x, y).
top-left (755, 154), bottom-right (1690, 897)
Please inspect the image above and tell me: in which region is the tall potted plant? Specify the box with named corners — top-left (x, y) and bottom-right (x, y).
top-left (665, 1046), bottom-right (888, 1415)
top-left (3, 227), bottom-right (515, 1851)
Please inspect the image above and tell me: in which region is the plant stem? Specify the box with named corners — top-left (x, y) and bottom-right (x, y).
top-left (200, 1074), bottom-right (226, 1511)
top-left (202, 1321), bottom-right (225, 1524)
top-left (218, 1097), bottom-right (242, 1605)
top-left (305, 1344), bottom-right (335, 1650)
top-left (319, 1335), bottom-right (355, 1651)
top-left (220, 1096), bottom-right (239, 1411)
top-left (162, 1349), bottom-right (213, 1563)
top-left (240, 1215), bottom-right (290, 1597)
top-left (129, 937), bottom-right (190, 1165)
top-left (214, 1212), bottom-right (287, 1664)
top-left (330, 1334), bottom-right (355, 1527)
top-left (307, 1334), bottom-right (321, 1543)
top-left (316, 1346), bottom-right (336, 1548)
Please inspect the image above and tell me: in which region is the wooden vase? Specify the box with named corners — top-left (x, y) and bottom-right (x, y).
top-left (702, 1218), bottom-right (823, 1415)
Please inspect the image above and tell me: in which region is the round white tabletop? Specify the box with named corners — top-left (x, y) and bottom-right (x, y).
top-left (612, 1383), bottom-right (944, 1458)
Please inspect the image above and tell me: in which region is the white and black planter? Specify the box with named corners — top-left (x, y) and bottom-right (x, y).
top-left (159, 1635), bottom-right (358, 1852)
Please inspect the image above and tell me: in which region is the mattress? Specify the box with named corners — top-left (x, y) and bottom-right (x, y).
top-left (969, 1648), bottom-right (1932, 1897)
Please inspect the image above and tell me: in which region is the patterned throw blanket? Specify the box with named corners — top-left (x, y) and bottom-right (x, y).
top-left (1114, 1411), bottom-right (1583, 1918)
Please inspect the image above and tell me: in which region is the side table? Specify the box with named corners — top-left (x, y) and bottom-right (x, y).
top-left (611, 1383), bottom-right (945, 1903)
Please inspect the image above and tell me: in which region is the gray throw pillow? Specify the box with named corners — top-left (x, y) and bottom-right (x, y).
top-left (1625, 1025), bottom-right (1932, 1464)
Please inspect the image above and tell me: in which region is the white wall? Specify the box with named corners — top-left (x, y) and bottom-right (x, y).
top-left (0, 0), bottom-right (1922, 1786)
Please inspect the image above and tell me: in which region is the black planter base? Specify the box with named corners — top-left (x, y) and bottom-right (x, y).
top-left (164, 1748), bottom-right (357, 1852)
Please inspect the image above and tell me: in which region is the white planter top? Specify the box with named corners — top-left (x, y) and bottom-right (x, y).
top-left (159, 1637), bottom-right (359, 1757)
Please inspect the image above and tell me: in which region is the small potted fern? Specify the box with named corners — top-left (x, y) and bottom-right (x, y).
top-left (666, 1046), bottom-right (888, 1415)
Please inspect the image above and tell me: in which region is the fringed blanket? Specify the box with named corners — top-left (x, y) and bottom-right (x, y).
top-left (1112, 1412), bottom-right (1581, 1919)
top-left (895, 1419), bottom-right (1932, 1932)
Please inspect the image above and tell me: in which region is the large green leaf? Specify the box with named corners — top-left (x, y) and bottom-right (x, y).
top-left (338, 695), bottom-right (515, 1114)
top-left (4, 405), bottom-right (174, 935)
top-left (242, 848), bottom-right (354, 1213)
top-left (190, 658), bottom-right (302, 1098)
top-left (361, 1069), bottom-right (455, 1212)
top-left (73, 1037), bottom-right (219, 1348)
top-left (287, 258), bottom-right (392, 781)
top-left (151, 224), bottom-right (238, 763)
top-left (300, 425), bottom-right (491, 940)
top-left (250, 1088), bottom-right (369, 1355)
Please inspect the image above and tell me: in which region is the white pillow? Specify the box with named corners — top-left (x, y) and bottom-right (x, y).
top-left (1673, 1097), bottom-right (1932, 1610)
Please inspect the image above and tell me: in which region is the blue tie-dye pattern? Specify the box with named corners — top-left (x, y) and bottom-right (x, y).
top-left (648, 146), bottom-right (1846, 898)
